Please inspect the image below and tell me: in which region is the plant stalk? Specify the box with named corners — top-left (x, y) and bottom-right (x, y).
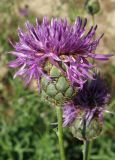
top-left (56, 106), bottom-right (66, 160)
top-left (92, 14), bottom-right (96, 40)
top-left (92, 14), bottom-right (96, 65)
top-left (92, 14), bottom-right (95, 26)
top-left (83, 140), bottom-right (92, 160)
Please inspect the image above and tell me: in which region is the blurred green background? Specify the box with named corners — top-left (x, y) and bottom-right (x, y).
top-left (0, 0), bottom-right (115, 160)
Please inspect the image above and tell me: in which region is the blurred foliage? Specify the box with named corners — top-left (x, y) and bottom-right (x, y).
top-left (0, 0), bottom-right (14, 12)
top-left (67, 0), bottom-right (84, 21)
top-left (0, 0), bottom-right (115, 160)
top-left (0, 78), bottom-right (59, 160)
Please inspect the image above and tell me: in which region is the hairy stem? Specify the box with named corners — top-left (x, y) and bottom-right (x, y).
top-left (83, 140), bottom-right (92, 160)
top-left (92, 14), bottom-right (96, 40)
top-left (92, 14), bottom-right (96, 65)
top-left (56, 107), bottom-right (66, 160)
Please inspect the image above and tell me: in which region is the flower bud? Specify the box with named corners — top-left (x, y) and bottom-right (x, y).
top-left (70, 110), bottom-right (102, 141)
top-left (63, 74), bottom-right (110, 140)
top-left (85, 0), bottom-right (100, 15)
top-left (40, 61), bottom-right (75, 106)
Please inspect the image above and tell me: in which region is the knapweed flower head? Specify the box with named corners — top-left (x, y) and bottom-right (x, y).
top-left (19, 5), bottom-right (28, 17)
top-left (8, 16), bottom-right (112, 92)
top-left (85, 0), bottom-right (100, 15)
top-left (63, 74), bottom-right (110, 140)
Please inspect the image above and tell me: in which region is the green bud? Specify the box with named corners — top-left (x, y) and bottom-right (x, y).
top-left (85, 0), bottom-right (100, 15)
top-left (40, 61), bottom-right (76, 105)
top-left (70, 110), bottom-right (102, 141)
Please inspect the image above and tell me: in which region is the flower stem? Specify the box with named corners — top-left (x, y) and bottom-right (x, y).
top-left (83, 140), bottom-right (92, 160)
top-left (92, 14), bottom-right (95, 26)
top-left (92, 14), bottom-right (96, 65)
top-left (92, 14), bottom-right (96, 40)
top-left (56, 106), bottom-right (66, 160)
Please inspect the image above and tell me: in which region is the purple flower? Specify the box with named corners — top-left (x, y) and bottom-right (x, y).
top-left (19, 5), bottom-right (28, 17)
top-left (63, 74), bottom-right (110, 126)
top-left (8, 17), bottom-right (112, 90)
top-left (63, 101), bottom-right (78, 127)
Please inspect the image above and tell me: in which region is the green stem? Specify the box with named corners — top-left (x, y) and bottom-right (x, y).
top-left (92, 14), bottom-right (96, 40)
top-left (56, 107), bottom-right (66, 160)
top-left (92, 14), bottom-right (95, 26)
top-left (83, 140), bottom-right (92, 160)
top-left (92, 14), bottom-right (96, 65)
